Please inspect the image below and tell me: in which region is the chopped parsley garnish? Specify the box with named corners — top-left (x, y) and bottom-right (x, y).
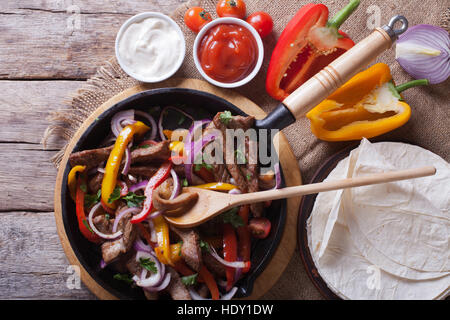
top-left (122, 192), bottom-right (146, 208)
top-left (222, 207), bottom-right (244, 228)
top-left (82, 219), bottom-right (94, 234)
top-left (113, 273), bottom-right (134, 285)
top-left (246, 173), bottom-right (252, 181)
top-left (79, 183), bottom-right (87, 193)
top-left (178, 113), bottom-right (186, 125)
top-left (194, 162), bottom-right (214, 172)
top-left (235, 149), bottom-right (247, 164)
top-left (199, 240), bottom-right (210, 253)
top-left (181, 273), bottom-right (198, 286)
top-left (107, 186), bottom-right (122, 204)
top-left (84, 189), bottom-right (101, 208)
top-left (219, 110), bottom-right (232, 125)
top-left (139, 258), bottom-right (157, 274)
top-left (105, 213), bottom-right (110, 221)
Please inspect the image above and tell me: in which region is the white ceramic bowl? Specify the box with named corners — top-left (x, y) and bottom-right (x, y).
top-left (193, 17), bottom-right (264, 88)
top-left (115, 12), bottom-right (186, 83)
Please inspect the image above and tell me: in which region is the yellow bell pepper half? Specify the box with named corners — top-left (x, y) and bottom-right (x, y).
top-left (101, 121), bottom-right (150, 208)
top-left (306, 63), bottom-right (425, 142)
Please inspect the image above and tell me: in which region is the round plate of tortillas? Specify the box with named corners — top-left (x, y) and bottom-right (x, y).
top-left (298, 138), bottom-right (450, 300)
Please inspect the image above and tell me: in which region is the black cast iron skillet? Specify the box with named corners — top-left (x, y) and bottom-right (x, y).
top-left (60, 16), bottom-right (407, 299)
top-left (61, 88), bottom-right (287, 299)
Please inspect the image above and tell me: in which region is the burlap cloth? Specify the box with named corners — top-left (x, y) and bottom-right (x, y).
top-left (44, 1), bottom-right (450, 299)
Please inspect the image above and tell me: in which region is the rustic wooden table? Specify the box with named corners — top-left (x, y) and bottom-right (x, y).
top-left (0, 0), bottom-right (188, 300)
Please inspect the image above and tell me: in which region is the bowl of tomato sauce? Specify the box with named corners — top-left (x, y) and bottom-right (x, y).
top-left (193, 17), bottom-right (264, 88)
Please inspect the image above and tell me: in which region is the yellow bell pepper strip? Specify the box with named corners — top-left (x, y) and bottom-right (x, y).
top-left (101, 121), bottom-right (150, 209)
top-left (193, 182), bottom-right (238, 191)
top-left (306, 63), bottom-right (429, 141)
top-left (75, 175), bottom-right (101, 243)
top-left (154, 243), bottom-right (182, 264)
top-left (152, 215), bottom-right (173, 266)
top-left (68, 165), bottom-right (86, 201)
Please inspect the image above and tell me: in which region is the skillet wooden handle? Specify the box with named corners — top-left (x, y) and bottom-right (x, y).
top-left (282, 27), bottom-right (393, 120)
top-left (231, 166), bottom-right (436, 205)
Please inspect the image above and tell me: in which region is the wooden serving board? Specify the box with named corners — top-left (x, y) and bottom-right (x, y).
top-left (54, 78), bottom-right (302, 300)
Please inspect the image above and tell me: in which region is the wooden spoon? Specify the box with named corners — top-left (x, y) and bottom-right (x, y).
top-left (165, 166), bottom-right (436, 228)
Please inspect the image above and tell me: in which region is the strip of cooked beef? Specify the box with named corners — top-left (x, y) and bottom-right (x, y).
top-left (101, 211), bottom-right (138, 264)
top-left (69, 145), bottom-right (113, 168)
top-left (70, 140), bottom-right (170, 170)
top-left (202, 252), bottom-right (226, 278)
top-left (88, 172), bottom-right (103, 194)
top-left (166, 267), bottom-right (191, 300)
top-left (128, 164), bottom-right (185, 178)
top-left (130, 140), bottom-right (171, 164)
top-left (212, 112), bottom-right (250, 193)
top-left (226, 115), bottom-right (255, 131)
top-left (245, 137), bottom-right (263, 217)
top-left (169, 225), bottom-right (202, 272)
top-left (93, 214), bottom-right (113, 235)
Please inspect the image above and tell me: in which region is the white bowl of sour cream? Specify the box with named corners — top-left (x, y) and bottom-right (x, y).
top-left (115, 12), bottom-right (186, 83)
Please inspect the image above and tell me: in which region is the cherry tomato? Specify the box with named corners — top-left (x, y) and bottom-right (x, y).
top-left (184, 7), bottom-right (212, 33)
top-left (216, 0), bottom-right (246, 19)
top-left (248, 217), bottom-right (271, 239)
top-left (246, 11), bottom-right (273, 38)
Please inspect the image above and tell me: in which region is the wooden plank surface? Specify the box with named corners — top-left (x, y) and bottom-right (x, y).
top-left (0, 1), bottom-right (183, 79)
top-left (0, 0), bottom-right (184, 300)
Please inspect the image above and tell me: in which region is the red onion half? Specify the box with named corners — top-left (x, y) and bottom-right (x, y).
top-left (396, 24), bottom-right (450, 84)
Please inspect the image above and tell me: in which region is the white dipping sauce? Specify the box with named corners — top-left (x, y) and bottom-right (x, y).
top-left (118, 16), bottom-right (183, 81)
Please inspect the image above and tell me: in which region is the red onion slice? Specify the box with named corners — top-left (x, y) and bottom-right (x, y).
top-left (188, 286), bottom-right (238, 300)
top-left (133, 237), bottom-right (153, 253)
top-left (396, 24), bottom-right (450, 84)
top-left (158, 106), bottom-right (195, 141)
top-left (132, 251), bottom-right (163, 288)
top-left (273, 162), bottom-right (281, 190)
top-left (111, 110), bottom-right (135, 137)
top-left (121, 146), bottom-right (131, 176)
top-left (144, 273), bottom-right (171, 292)
top-left (112, 207), bottom-right (141, 233)
top-left (135, 110), bottom-right (157, 140)
top-left (118, 180), bottom-right (128, 197)
top-left (209, 247), bottom-right (249, 269)
top-left (129, 180), bottom-right (149, 193)
top-left (169, 169), bottom-right (180, 200)
top-left (88, 202), bottom-right (123, 240)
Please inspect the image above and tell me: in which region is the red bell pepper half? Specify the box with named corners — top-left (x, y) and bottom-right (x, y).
top-left (266, 0), bottom-right (360, 101)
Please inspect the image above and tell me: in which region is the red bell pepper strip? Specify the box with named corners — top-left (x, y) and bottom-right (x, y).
top-left (223, 223), bottom-right (238, 292)
top-left (75, 176), bottom-right (101, 243)
top-left (236, 205), bottom-right (251, 273)
top-left (198, 265), bottom-right (220, 300)
top-left (130, 161), bottom-right (172, 224)
top-left (266, 0), bottom-right (359, 101)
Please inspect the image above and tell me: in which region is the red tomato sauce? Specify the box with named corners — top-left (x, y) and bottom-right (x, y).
top-left (198, 24), bottom-right (258, 83)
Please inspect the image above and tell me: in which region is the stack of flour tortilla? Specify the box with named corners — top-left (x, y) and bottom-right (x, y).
top-left (307, 138), bottom-right (450, 299)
